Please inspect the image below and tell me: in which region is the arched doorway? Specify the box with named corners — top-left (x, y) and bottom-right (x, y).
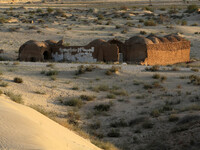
top-left (43, 51), bottom-right (49, 60)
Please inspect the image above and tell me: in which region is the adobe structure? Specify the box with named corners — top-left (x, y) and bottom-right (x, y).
top-left (51, 39), bottom-right (119, 62)
top-left (125, 34), bottom-right (190, 65)
top-left (18, 34), bottom-right (190, 65)
top-left (19, 40), bottom-right (62, 62)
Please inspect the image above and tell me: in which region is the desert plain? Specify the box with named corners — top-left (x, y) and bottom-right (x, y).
top-left (0, 0), bottom-right (200, 150)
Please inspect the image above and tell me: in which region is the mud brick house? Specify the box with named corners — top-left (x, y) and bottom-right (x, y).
top-left (51, 39), bottom-right (119, 62)
top-left (18, 34), bottom-right (190, 65)
top-left (124, 34), bottom-right (190, 65)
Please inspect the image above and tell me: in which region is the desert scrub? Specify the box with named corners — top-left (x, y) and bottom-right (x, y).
top-left (0, 82), bottom-right (8, 87)
top-left (129, 117), bottom-right (146, 126)
top-left (34, 91), bottom-right (46, 95)
top-left (180, 104), bottom-right (200, 112)
top-left (186, 4), bottom-right (198, 13)
top-left (67, 111), bottom-right (80, 126)
top-left (168, 114), bottom-right (179, 122)
top-left (105, 66), bottom-right (121, 75)
top-left (140, 31), bottom-right (147, 35)
top-left (189, 75), bottom-right (200, 85)
top-left (142, 120), bottom-right (154, 129)
top-left (0, 16), bottom-right (9, 23)
top-left (75, 65), bottom-right (96, 75)
top-left (143, 84), bottom-right (153, 90)
top-left (150, 109), bottom-right (160, 117)
top-left (72, 86), bottom-right (79, 90)
top-left (31, 103), bottom-right (118, 150)
top-left (110, 89), bottom-right (128, 96)
top-left (171, 67), bottom-right (180, 71)
top-left (13, 77), bottom-right (23, 83)
top-left (4, 91), bottom-right (23, 104)
top-left (63, 97), bottom-right (83, 108)
top-left (107, 129), bottom-right (120, 137)
top-left (90, 121), bottom-right (101, 130)
top-left (110, 119), bottom-right (128, 128)
top-left (191, 68), bottom-right (199, 72)
top-left (46, 63), bottom-right (55, 68)
top-left (181, 20), bottom-right (187, 26)
top-left (94, 104), bottom-right (111, 112)
top-left (152, 73), bottom-right (160, 79)
top-left (47, 7), bottom-right (54, 13)
top-left (45, 70), bottom-right (58, 76)
top-left (160, 76), bottom-right (167, 82)
top-left (106, 94), bottom-right (116, 99)
top-left (145, 65), bottom-right (160, 71)
top-left (144, 20), bottom-right (156, 26)
top-left (80, 95), bottom-right (96, 101)
top-left (91, 84), bottom-right (109, 92)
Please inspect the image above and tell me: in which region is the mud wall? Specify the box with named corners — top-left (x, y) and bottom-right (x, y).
top-left (144, 41), bottom-right (190, 65)
top-left (125, 44), bottom-right (147, 62)
top-left (52, 46), bottom-right (96, 62)
top-left (52, 44), bottom-right (119, 63)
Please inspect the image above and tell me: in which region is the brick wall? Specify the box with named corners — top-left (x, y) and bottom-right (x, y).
top-left (142, 41), bottom-right (190, 65)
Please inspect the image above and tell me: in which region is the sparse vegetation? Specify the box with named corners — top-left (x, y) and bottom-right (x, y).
top-left (45, 70), bottom-right (58, 76)
top-left (13, 77), bottom-right (23, 83)
top-left (144, 20), bottom-right (156, 26)
top-left (4, 91), bottom-right (23, 104)
top-left (80, 95), bottom-right (96, 101)
top-left (169, 114), bottom-right (179, 122)
top-left (94, 104), bottom-right (111, 112)
top-left (186, 4), bottom-right (198, 13)
top-left (105, 66), bottom-right (121, 75)
top-left (107, 129), bottom-right (120, 137)
top-left (0, 82), bottom-right (8, 87)
top-left (152, 73), bottom-right (160, 79)
top-left (145, 65), bottom-right (160, 72)
top-left (63, 97), bottom-right (83, 108)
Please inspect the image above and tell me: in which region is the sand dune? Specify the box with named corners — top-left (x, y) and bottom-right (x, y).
top-left (0, 94), bottom-right (100, 150)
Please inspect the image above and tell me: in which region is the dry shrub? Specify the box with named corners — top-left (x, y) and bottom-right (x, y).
top-left (14, 77), bottom-right (23, 83)
top-left (105, 66), bottom-right (121, 75)
top-left (144, 20), bottom-right (156, 26)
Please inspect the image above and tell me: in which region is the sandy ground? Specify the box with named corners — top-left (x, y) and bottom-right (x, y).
top-left (0, 94), bottom-right (100, 150)
top-left (0, 61), bottom-right (199, 150)
top-left (0, 1), bottom-right (200, 150)
top-left (0, 2), bottom-right (200, 60)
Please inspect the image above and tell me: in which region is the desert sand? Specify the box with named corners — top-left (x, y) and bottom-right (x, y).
top-left (0, 1), bottom-right (200, 150)
top-left (0, 94), bottom-right (100, 150)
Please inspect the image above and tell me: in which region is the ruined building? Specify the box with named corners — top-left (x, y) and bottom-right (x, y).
top-left (18, 34), bottom-right (190, 65)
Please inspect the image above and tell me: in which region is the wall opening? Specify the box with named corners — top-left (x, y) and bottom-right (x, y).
top-left (30, 57), bottom-right (36, 62)
top-left (43, 51), bottom-right (49, 60)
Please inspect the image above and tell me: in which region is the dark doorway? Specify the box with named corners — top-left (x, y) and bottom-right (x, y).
top-left (43, 51), bottom-right (49, 60)
top-left (30, 57), bottom-right (36, 62)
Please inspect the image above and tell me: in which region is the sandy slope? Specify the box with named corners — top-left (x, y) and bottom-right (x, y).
top-left (0, 94), bottom-right (100, 150)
